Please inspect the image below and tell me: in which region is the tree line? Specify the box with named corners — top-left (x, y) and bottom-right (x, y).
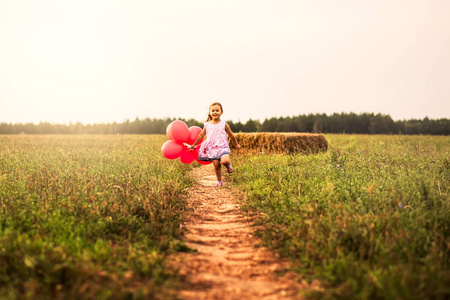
top-left (0, 113), bottom-right (448, 135)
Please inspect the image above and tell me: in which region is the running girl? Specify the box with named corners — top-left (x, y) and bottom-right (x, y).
top-left (190, 102), bottom-right (241, 187)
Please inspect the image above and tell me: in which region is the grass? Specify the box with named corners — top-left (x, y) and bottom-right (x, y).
top-left (1, 134), bottom-right (449, 299)
top-left (231, 134), bottom-right (450, 299)
top-left (0, 135), bottom-right (192, 299)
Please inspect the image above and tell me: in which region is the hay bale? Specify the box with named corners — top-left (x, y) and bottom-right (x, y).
top-left (230, 132), bottom-right (328, 154)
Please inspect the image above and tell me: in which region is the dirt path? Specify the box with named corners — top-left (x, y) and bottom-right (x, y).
top-left (173, 165), bottom-right (319, 299)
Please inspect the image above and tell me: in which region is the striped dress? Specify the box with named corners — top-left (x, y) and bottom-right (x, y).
top-left (198, 120), bottom-right (230, 161)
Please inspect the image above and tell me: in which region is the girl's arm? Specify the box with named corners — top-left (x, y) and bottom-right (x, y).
top-left (225, 123), bottom-right (241, 150)
top-left (189, 127), bottom-right (206, 150)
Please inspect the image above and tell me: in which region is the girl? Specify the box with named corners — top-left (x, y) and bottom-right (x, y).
top-left (190, 102), bottom-right (241, 187)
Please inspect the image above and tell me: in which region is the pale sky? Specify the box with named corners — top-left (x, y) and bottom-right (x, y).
top-left (1, 0), bottom-right (449, 124)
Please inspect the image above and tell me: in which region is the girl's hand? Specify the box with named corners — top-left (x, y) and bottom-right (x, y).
top-left (189, 145), bottom-right (196, 151)
top-left (236, 144), bottom-right (241, 150)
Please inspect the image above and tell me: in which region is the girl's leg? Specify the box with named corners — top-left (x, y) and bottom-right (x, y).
top-left (220, 154), bottom-right (233, 173)
top-left (220, 154), bottom-right (231, 168)
top-left (212, 159), bottom-right (222, 182)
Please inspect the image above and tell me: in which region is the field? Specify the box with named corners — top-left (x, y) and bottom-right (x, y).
top-left (0, 134), bottom-right (449, 299)
top-left (231, 134), bottom-right (450, 299)
top-left (0, 135), bottom-right (192, 299)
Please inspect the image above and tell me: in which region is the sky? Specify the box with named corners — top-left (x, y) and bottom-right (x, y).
top-left (1, 0), bottom-right (449, 125)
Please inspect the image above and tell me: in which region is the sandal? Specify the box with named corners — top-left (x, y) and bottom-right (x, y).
top-left (216, 181), bottom-right (223, 187)
top-left (227, 165), bottom-right (233, 174)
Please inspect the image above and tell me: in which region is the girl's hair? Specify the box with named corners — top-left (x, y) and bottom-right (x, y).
top-left (207, 102), bottom-right (223, 122)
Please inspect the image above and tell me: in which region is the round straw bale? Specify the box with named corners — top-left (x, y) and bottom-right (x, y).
top-left (230, 132), bottom-right (327, 154)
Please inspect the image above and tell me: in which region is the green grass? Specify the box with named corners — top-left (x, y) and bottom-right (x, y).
top-left (2, 134), bottom-right (449, 299)
top-left (231, 135), bottom-right (450, 299)
top-left (0, 135), bottom-right (193, 299)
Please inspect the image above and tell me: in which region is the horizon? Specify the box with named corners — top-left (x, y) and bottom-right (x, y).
top-left (1, 111), bottom-right (447, 126)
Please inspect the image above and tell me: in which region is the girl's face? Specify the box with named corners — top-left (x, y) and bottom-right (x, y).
top-left (209, 105), bottom-right (223, 121)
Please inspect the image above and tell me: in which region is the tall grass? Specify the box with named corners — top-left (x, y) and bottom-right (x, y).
top-left (231, 135), bottom-right (450, 299)
top-left (0, 135), bottom-right (192, 299)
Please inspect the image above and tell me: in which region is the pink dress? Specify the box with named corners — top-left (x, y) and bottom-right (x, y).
top-left (198, 120), bottom-right (230, 161)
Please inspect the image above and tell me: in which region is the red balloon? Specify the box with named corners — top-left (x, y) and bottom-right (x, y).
top-left (167, 120), bottom-right (189, 143)
top-left (187, 126), bottom-right (203, 145)
top-left (193, 147), bottom-right (212, 165)
top-left (179, 148), bottom-right (195, 164)
top-left (166, 122), bottom-right (173, 140)
top-left (161, 140), bottom-right (184, 159)
top-left (192, 146), bottom-right (200, 158)
top-left (197, 159), bottom-right (212, 165)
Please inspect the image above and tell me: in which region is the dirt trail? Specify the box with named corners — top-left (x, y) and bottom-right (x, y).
top-left (173, 165), bottom-right (318, 299)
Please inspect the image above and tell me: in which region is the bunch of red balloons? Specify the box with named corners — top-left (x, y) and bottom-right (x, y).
top-left (161, 120), bottom-right (212, 165)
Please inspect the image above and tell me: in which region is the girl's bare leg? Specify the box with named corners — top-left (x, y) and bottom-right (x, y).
top-left (212, 159), bottom-right (222, 182)
top-left (220, 154), bottom-right (231, 168)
